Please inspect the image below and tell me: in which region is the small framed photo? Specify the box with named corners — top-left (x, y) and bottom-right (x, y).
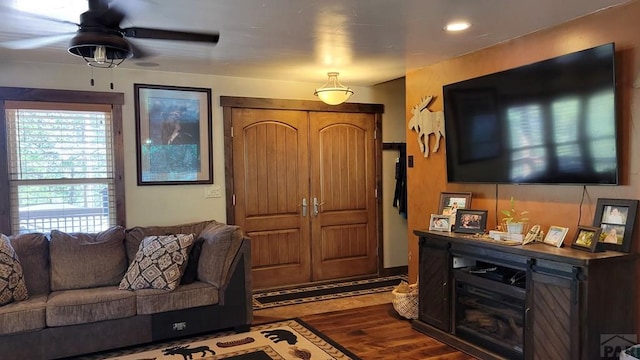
top-left (592, 198), bottom-right (638, 253)
top-left (453, 209), bottom-right (487, 234)
top-left (439, 192), bottom-right (472, 216)
top-left (571, 225), bottom-right (602, 252)
top-left (429, 214), bottom-right (453, 232)
top-left (543, 226), bottom-right (569, 248)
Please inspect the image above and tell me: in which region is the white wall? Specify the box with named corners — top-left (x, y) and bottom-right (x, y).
top-left (374, 78), bottom-right (408, 268)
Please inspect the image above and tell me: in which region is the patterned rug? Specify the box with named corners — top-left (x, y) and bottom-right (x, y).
top-left (253, 275), bottom-right (407, 310)
top-left (82, 319), bottom-right (359, 360)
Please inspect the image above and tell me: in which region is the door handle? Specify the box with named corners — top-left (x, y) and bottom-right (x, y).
top-left (301, 198), bottom-right (307, 217)
top-left (313, 197), bottom-right (325, 216)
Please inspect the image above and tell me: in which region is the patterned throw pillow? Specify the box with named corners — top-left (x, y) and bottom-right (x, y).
top-left (119, 234), bottom-right (194, 291)
top-left (0, 234), bottom-right (28, 305)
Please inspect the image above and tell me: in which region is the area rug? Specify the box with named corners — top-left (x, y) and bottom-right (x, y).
top-left (253, 275), bottom-right (407, 310)
top-left (82, 319), bottom-right (359, 360)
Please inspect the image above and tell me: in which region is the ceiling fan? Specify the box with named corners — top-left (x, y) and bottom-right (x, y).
top-left (1, 0), bottom-right (220, 68)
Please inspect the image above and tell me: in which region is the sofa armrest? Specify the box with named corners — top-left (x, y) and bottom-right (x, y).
top-left (217, 236), bottom-right (252, 324)
top-left (196, 223), bottom-right (244, 289)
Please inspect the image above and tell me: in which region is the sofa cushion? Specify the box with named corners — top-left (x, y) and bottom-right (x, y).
top-left (135, 281), bottom-right (218, 315)
top-left (0, 234), bottom-right (28, 306)
top-left (46, 287), bottom-right (136, 327)
top-left (180, 236), bottom-right (204, 285)
top-left (124, 220), bottom-right (219, 263)
top-left (0, 294), bottom-right (47, 335)
top-left (197, 223), bottom-right (243, 288)
top-left (119, 234), bottom-right (194, 291)
top-left (9, 233), bottom-right (50, 296)
top-left (49, 226), bottom-right (127, 291)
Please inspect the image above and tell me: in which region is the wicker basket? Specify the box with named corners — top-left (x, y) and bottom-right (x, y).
top-left (392, 283), bottom-right (418, 320)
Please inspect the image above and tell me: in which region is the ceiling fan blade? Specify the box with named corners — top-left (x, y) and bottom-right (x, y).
top-left (122, 27), bottom-right (219, 44)
top-left (128, 40), bottom-right (152, 59)
top-left (0, 33), bottom-right (75, 49)
top-left (100, 5), bottom-right (126, 28)
top-left (0, 5), bottom-right (79, 27)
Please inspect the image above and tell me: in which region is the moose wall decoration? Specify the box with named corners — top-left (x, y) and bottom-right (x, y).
top-left (408, 95), bottom-right (445, 158)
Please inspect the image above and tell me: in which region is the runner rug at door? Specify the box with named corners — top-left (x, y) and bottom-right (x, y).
top-left (81, 319), bottom-right (359, 360)
top-left (253, 275), bottom-right (407, 310)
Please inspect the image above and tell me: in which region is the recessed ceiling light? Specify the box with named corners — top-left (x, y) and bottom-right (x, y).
top-left (444, 21), bottom-right (471, 32)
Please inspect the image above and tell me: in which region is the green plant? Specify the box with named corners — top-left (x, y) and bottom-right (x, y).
top-left (501, 196), bottom-right (529, 223)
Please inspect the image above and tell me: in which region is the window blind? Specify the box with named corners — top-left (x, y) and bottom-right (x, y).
top-left (5, 101), bottom-right (116, 234)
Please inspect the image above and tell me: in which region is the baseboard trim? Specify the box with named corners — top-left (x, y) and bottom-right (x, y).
top-left (380, 266), bottom-right (408, 277)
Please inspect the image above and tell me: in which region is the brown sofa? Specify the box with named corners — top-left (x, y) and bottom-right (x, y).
top-left (0, 220), bottom-right (252, 360)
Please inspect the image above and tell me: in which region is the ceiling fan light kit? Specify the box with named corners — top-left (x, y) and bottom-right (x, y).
top-left (314, 72), bottom-right (354, 105)
top-left (68, 31), bottom-right (132, 68)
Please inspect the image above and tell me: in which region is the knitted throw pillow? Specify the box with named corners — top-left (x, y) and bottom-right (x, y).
top-left (0, 234), bottom-right (28, 305)
top-left (119, 234), bottom-right (193, 291)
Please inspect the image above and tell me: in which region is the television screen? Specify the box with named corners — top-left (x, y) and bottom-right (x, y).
top-left (443, 43), bottom-right (618, 185)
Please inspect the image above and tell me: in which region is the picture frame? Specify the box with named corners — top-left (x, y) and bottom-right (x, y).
top-left (453, 209), bottom-right (487, 234)
top-left (571, 225), bottom-right (602, 252)
top-left (439, 192), bottom-right (472, 224)
top-left (429, 214), bottom-right (453, 232)
top-left (134, 84), bottom-right (213, 185)
top-left (542, 226), bottom-right (569, 248)
top-left (592, 198), bottom-right (638, 253)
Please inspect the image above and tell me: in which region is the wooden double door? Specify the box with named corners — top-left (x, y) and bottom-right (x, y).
top-left (223, 98), bottom-right (382, 289)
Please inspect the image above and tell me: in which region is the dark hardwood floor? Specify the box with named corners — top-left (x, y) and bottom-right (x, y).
top-left (255, 303), bottom-right (475, 360)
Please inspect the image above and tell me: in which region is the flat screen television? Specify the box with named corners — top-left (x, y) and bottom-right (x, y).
top-left (443, 43), bottom-right (618, 185)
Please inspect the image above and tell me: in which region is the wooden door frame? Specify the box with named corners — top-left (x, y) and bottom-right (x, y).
top-left (221, 96), bottom-right (385, 276)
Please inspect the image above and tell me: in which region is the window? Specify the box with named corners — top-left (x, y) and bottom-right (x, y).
top-left (0, 88), bottom-right (125, 235)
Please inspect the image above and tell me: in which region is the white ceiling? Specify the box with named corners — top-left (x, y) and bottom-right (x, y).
top-left (0, 0), bottom-right (632, 86)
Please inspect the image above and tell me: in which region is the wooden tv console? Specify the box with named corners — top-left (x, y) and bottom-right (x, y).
top-left (412, 229), bottom-right (636, 360)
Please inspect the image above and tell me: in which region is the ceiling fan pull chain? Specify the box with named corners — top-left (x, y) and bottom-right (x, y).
top-left (110, 68), bottom-right (114, 90)
top-left (90, 67), bottom-right (95, 87)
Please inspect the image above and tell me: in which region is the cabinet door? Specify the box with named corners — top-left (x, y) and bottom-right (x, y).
top-left (527, 271), bottom-right (578, 360)
top-left (418, 237), bottom-right (451, 332)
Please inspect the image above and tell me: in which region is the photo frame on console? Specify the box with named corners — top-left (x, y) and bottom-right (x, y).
top-left (439, 192), bottom-right (472, 226)
top-left (134, 83), bottom-right (213, 185)
top-left (429, 214), bottom-right (453, 232)
top-left (571, 225), bottom-right (602, 253)
top-left (592, 198), bottom-right (638, 253)
top-left (543, 226), bottom-right (568, 248)
top-left (453, 209), bottom-right (487, 234)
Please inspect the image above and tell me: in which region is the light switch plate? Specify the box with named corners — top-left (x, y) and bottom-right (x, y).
top-left (205, 185), bottom-right (222, 198)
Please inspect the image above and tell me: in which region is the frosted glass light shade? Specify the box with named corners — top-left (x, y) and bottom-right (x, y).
top-left (314, 72), bottom-right (354, 105)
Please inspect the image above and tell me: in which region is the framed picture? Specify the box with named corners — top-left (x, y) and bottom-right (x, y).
top-left (429, 214), bottom-right (453, 232)
top-left (453, 209), bottom-right (487, 234)
top-left (592, 198), bottom-right (638, 253)
top-left (571, 225), bottom-right (602, 252)
top-left (543, 226), bottom-right (568, 248)
top-left (439, 192), bottom-right (472, 224)
top-left (134, 84), bottom-right (213, 185)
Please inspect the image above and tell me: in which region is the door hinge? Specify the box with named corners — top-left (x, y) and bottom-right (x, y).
top-left (374, 129), bottom-right (377, 140)
top-left (230, 126), bottom-right (234, 138)
top-left (232, 194), bottom-right (236, 206)
top-left (374, 188), bottom-right (378, 198)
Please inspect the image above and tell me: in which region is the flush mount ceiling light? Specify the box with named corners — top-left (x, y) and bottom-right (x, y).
top-left (314, 72), bottom-right (354, 105)
top-left (68, 30), bottom-right (132, 68)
